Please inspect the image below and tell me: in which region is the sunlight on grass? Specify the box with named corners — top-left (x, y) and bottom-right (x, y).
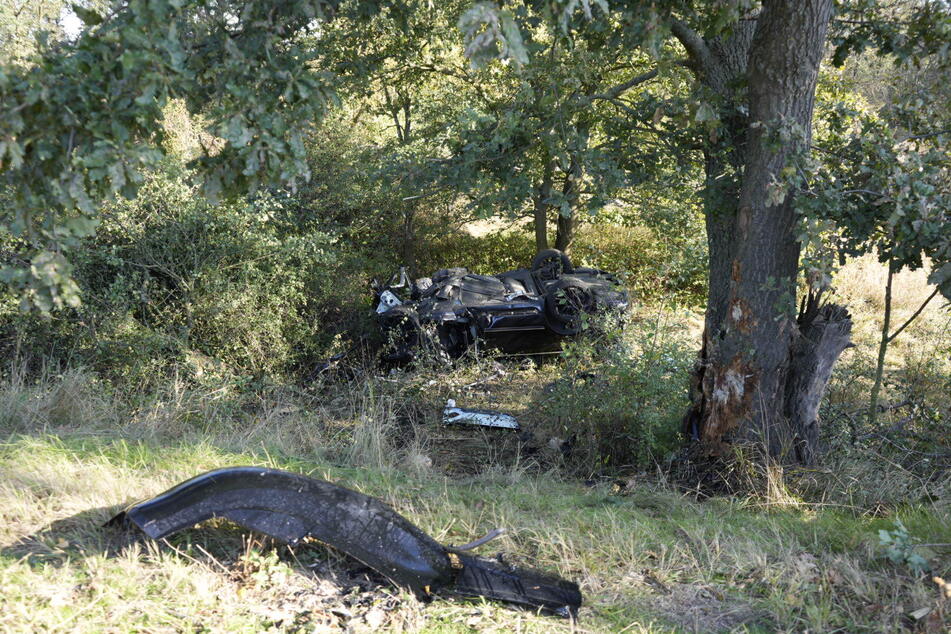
top-left (0, 428), bottom-right (947, 632)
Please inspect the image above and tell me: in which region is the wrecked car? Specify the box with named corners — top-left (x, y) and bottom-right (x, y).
top-left (108, 467), bottom-right (582, 617)
top-left (374, 249), bottom-right (628, 363)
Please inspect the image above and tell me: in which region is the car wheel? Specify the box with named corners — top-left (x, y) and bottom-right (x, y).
top-left (531, 248), bottom-right (574, 280)
top-left (545, 278), bottom-right (595, 335)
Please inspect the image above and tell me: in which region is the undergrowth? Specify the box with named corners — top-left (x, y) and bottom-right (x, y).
top-left (0, 247), bottom-right (948, 632)
top-left (1, 296), bottom-right (949, 632)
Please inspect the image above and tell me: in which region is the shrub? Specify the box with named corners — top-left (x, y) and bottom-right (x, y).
top-left (417, 228), bottom-right (536, 275)
top-left (1, 162), bottom-right (374, 386)
top-left (537, 307), bottom-right (696, 474)
top-left (573, 222), bottom-right (707, 305)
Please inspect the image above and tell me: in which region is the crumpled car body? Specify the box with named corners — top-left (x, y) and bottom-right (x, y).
top-left (108, 467), bottom-right (582, 617)
top-left (375, 249), bottom-right (628, 363)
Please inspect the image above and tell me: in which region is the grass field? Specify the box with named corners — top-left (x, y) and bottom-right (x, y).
top-left (1, 257), bottom-right (949, 633)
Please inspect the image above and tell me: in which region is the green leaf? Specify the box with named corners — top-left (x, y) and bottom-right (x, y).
top-left (927, 262), bottom-right (951, 300)
top-left (694, 102), bottom-right (717, 123)
top-left (499, 12), bottom-right (528, 66)
top-left (71, 4), bottom-right (103, 26)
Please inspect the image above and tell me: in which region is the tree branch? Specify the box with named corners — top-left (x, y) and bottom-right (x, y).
top-left (905, 129), bottom-right (951, 141)
top-left (841, 189), bottom-right (888, 198)
top-left (590, 96), bottom-right (640, 117)
top-left (588, 69), bottom-right (659, 101)
top-left (669, 19), bottom-right (713, 74)
top-left (886, 286), bottom-right (940, 343)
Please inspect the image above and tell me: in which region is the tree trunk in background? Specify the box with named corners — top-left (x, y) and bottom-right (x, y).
top-left (554, 149), bottom-right (583, 253)
top-left (384, 87), bottom-right (419, 273)
top-left (401, 206), bottom-right (417, 276)
top-left (532, 162), bottom-right (554, 253)
top-left (533, 201), bottom-right (549, 252)
top-left (554, 212), bottom-right (573, 252)
top-left (869, 259), bottom-right (895, 428)
top-left (679, 0), bottom-right (850, 462)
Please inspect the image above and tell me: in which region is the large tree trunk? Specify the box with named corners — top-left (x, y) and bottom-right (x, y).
top-left (681, 18), bottom-right (756, 447)
top-left (679, 0), bottom-right (849, 462)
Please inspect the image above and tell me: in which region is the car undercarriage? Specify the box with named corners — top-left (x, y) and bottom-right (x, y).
top-left (374, 249), bottom-right (628, 363)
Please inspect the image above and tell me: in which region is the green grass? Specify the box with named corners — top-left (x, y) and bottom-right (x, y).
top-left (1, 262), bottom-right (948, 632)
top-left (1, 427), bottom-right (948, 632)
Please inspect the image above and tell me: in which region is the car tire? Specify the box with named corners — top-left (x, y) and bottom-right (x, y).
top-left (531, 249), bottom-right (574, 280)
top-left (544, 277), bottom-right (595, 335)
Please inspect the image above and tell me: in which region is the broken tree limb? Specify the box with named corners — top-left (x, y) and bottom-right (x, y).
top-left (784, 303), bottom-right (854, 464)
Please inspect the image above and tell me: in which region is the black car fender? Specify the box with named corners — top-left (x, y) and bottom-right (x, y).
top-left (107, 467), bottom-right (582, 617)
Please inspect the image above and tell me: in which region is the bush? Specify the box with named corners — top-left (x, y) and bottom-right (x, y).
top-left (537, 307), bottom-right (696, 473)
top-left (573, 222), bottom-right (706, 305)
top-left (1, 162), bottom-right (375, 386)
top-left (417, 229), bottom-right (536, 275)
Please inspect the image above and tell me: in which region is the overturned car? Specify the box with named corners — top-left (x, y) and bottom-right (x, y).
top-left (375, 249), bottom-right (628, 363)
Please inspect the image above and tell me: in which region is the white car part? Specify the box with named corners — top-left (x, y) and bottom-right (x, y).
top-left (443, 399), bottom-right (520, 430)
top-left (376, 290), bottom-right (403, 314)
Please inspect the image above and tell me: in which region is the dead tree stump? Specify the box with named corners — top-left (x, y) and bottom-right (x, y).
top-left (784, 304), bottom-right (853, 464)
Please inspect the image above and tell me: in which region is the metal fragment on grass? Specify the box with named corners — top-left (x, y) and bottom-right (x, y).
top-left (106, 467), bottom-right (580, 617)
top-left (443, 399), bottom-right (520, 430)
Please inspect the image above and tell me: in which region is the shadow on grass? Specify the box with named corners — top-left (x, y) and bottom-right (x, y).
top-left (0, 501), bottom-right (395, 600)
top-left (1, 504), bottom-right (132, 568)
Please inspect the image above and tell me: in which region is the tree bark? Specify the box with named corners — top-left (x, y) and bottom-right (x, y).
top-left (678, 1), bottom-right (850, 462)
top-left (401, 206), bottom-right (417, 275)
top-left (784, 303), bottom-right (853, 463)
top-left (681, 19), bottom-right (756, 447)
top-left (554, 210), bottom-right (573, 252)
top-left (555, 139), bottom-right (584, 253)
top-left (532, 162), bottom-right (554, 252)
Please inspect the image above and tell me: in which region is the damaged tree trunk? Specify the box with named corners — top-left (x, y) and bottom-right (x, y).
top-left (677, 1), bottom-right (851, 463)
top-left (784, 302), bottom-right (854, 463)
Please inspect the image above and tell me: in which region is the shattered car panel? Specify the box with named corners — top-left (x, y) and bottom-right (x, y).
top-left (108, 467), bottom-right (582, 617)
top-left (443, 399), bottom-right (520, 430)
top-left (376, 249), bottom-right (628, 363)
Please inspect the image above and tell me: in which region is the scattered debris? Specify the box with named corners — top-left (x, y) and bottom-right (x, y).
top-left (443, 400), bottom-right (520, 430)
top-left (107, 467), bottom-right (580, 617)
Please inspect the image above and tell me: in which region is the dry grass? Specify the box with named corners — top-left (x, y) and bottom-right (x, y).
top-left (810, 254), bottom-right (951, 512)
top-left (832, 254), bottom-right (950, 384)
top-left (0, 255), bottom-right (948, 632)
top-left (0, 359), bottom-right (948, 632)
